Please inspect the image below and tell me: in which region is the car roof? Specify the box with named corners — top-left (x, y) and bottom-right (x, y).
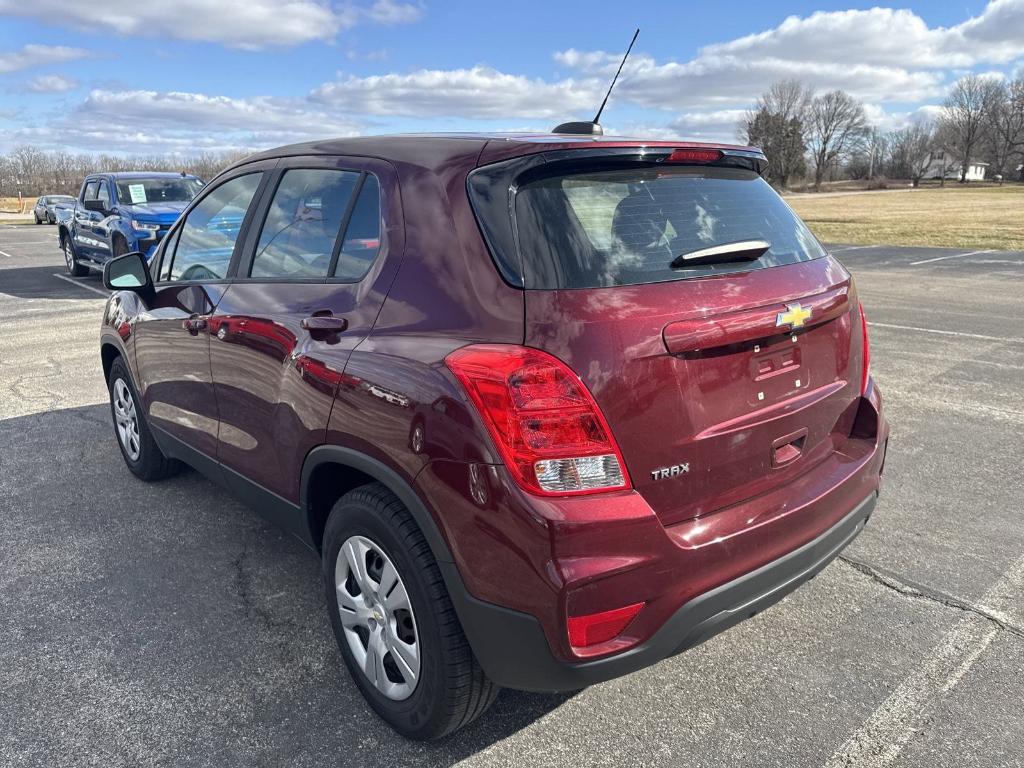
top-left (88, 171), bottom-right (200, 180)
top-left (234, 132), bottom-right (760, 168)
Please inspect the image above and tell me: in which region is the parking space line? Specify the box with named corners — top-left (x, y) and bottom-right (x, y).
top-left (909, 249), bottom-right (993, 266)
top-left (0, 249), bottom-right (12, 258)
top-left (868, 321), bottom-right (1023, 344)
top-left (825, 553), bottom-right (1024, 768)
top-left (829, 245), bottom-right (876, 253)
top-left (51, 273), bottom-right (109, 297)
top-left (0, 240), bottom-right (60, 246)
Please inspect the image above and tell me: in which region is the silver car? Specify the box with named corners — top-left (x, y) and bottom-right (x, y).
top-left (33, 195), bottom-right (76, 225)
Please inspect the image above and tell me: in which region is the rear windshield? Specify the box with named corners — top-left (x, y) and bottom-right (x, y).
top-left (513, 167), bottom-right (826, 289)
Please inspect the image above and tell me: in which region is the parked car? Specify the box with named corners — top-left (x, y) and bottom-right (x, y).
top-left (33, 194), bottom-right (75, 224)
top-left (98, 133), bottom-right (888, 740)
top-left (58, 171), bottom-right (202, 276)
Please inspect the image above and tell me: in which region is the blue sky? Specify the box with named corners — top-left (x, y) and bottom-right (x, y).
top-left (0, 0), bottom-right (1020, 155)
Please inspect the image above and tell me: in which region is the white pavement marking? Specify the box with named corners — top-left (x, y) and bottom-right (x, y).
top-left (868, 321), bottom-right (1024, 344)
top-left (910, 249), bottom-right (993, 266)
top-left (825, 553), bottom-right (1024, 768)
top-left (0, 249), bottom-right (12, 258)
top-left (0, 240), bottom-right (60, 246)
top-left (51, 273), bottom-right (108, 297)
top-left (830, 245), bottom-right (876, 253)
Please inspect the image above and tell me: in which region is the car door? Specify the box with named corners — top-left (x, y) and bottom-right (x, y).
top-left (75, 180), bottom-right (104, 262)
top-left (208, 156), bottom-right (403, 513)
top-left (133, 164), bottom-right (274, 462)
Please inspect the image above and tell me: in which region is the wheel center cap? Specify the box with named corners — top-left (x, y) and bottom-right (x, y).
top-left (371, 605), bottom-right (386, 624)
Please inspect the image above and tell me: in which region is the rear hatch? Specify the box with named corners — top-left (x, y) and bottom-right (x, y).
top-left (469, 145), bottom-right (865, 525)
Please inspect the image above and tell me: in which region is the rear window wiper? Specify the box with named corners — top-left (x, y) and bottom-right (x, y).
top-left (670, 240), bottom-right (771, 269)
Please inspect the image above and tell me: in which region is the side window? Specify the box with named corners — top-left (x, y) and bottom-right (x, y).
top-left (83, 181), bottom-right (99, 201)
top-left (167, 173), bottom-right (262, 282)
top-left (96, 182), bottom-right (111, 207)
top-left (334, 174), bottom-right (381, 281)
top-left (156, 227), bottom-right (181, 282)
top-left (250, 168), bottom-right (360, 279)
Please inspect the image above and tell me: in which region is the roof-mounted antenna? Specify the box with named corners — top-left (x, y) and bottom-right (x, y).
top-left (553, 27), bottom-right (639, 136)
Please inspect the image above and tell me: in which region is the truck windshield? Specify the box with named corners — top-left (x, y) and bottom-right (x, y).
top-left (115, 178), bottom-right (202, 206)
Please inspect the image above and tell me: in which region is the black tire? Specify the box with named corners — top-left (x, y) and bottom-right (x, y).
top-left (107, 356), bottom-right (179, 481)
top-left (34, 214), bottom-right (42, 224)
top-left (323, 484), bottom-right (498, 740)
top-left (47, 213), bottom-right (56, 224)
top-left (63, 236), bottom-right (88, 277)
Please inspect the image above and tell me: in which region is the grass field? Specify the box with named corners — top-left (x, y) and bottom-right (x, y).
top-left (789, 184), bottom-right (1024, 251)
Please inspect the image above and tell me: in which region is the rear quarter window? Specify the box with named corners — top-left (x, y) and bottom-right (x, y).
top-left (497, 165), bottom-right (827, 289)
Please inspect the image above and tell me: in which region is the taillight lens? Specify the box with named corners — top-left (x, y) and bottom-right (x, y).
top-left (445, 344), bottom-right (631, 496)
top-left (567, 602), bottom-right (644, 648)
top-left (859, 302), bottom-right (871, 395)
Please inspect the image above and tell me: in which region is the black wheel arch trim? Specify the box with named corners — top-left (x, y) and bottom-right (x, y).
top-left (300, 445), bottom-right (455, 565)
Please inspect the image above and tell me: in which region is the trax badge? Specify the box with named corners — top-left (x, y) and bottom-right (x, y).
top-left (776, 303), bottom-right (812, 329)
top-left (651, 462), bottom-right (690, 481)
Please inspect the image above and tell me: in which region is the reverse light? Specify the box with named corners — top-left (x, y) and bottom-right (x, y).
top-left (445, 345), bottom-right (631, 496)
top-left (665, 148), bottom-right (722, 164)
top-left (567, 602), bottom-right (644, 648)
top-left (859, 302), bottom-right (871, 395)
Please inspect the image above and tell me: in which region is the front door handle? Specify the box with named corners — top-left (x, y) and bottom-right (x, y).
top-left (183, 314), bottom-right (208, 335)
top-left (301, 315), bottom-right (348, 333)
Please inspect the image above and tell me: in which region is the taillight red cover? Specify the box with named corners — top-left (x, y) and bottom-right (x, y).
top-left (445, 344), bottom-right (631, 496)
top-left (666, 148), bottom-right (722, 164)
top-left (567, 602), bottom-right (644, 648)
top-left (859, 302), bottom-right (871, 395)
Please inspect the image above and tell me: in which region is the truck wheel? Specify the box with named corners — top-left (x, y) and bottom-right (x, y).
top-left (107, 356), bottom-right (179, 481)
top-left (63, 237), bottom-right (88, 277)
top-left (323, 483), bottom-right (498, 740)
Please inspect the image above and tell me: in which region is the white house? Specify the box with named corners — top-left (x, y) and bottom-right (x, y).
top-left (924, 149), bottom-right (988, 181)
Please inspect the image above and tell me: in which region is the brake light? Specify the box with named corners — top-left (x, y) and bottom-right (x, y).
top-left (666, 148), bottom-right (722, 164)
top-left (859, 302), bottom-right (871, 395)
top-left (567, 602), bottom-right (644, 648)
top-left (445, 345), bottom-right (631, 495)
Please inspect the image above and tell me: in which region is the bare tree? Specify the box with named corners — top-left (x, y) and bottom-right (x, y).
top-left (807, 90), bottom-right (870, 190)
top-left (889, 121), bottom-right (938, 187)
top-left (981, 78), bottom-right (1024, 178)
top-left (741, 79), bottom-right (813, 188)
top-left (941, 74), bottom-right (1002, 182)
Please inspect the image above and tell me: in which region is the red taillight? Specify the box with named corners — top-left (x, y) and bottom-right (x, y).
top-left (859, 302), bottom-right (871, 395)
top-left (445, 344), bottom-right (631, 496)
top-left (666, 148), bottom-right (722, 164)
top-left (567, 602), bottom-right (644, 648)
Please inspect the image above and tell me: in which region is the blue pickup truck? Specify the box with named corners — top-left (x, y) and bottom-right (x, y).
top-left (58, 171), bottom-right (202, 276)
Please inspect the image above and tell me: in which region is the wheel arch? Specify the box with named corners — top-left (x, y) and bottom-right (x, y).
top-left (300, 445), bottom-right (454, 566)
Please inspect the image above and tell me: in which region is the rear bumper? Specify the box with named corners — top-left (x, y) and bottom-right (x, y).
top-left (447, 491), bottom-right (876, 692)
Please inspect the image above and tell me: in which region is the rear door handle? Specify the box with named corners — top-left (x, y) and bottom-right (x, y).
top-left (301, 315), bottom-right (348, 333)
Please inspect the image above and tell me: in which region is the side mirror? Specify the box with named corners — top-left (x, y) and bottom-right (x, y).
top-left (103, 251), bottom-right (153, 295)
top-left (83, 199), bottom-right (108, 214)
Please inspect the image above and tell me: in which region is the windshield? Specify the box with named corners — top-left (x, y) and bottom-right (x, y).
top-left (115, 177), bottom-right (202, 206)
top-left (513, 166), bottom-right (826, 289)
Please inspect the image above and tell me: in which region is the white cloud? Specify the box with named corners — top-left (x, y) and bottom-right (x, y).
top-left (0, 44), bottom-right (91, 74)
top-left (9, 89), bottom-right (365, 153)
top-left (0, 0), bottom-right (422, 49)
top-left (23, 74), bottom-right (79, 93)
top-left (310, 66), bottom-right (600, 118)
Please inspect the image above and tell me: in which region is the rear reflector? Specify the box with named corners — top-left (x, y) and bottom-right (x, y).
top-left (859, 302), bottom-right (871, 395)
top-left (567, 602), bottom-right (644, 648)
top-left (666, 148), bottom-right (722, 164)
top-left (445, 344), bottom-right (631, 496)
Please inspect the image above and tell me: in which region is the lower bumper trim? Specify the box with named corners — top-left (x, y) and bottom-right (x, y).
top-left (445, 491), bottom-right (876, 692)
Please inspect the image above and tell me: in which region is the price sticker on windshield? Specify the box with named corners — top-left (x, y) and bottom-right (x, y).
top-left (128, 184), bottom-right (147, 204)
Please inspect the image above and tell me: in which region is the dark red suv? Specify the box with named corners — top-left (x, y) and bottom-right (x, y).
top-left (99, 133), bottom-right (887, 739)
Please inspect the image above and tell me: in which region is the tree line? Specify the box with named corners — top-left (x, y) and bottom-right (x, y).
top-left (0, 148), bottom-right (251, 199)
top-left (742, 74), bottom-right (1024, 189)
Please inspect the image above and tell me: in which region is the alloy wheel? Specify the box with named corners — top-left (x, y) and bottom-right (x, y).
top-left (112, 378), bottom-right (141, 461)
top-left (335, 535), bottom-right (420, 701)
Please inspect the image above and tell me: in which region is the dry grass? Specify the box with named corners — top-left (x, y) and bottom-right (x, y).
top-left (0, 196), bottom-right (31, 213)
top-left (788, 184), bottom-right (1024, 251)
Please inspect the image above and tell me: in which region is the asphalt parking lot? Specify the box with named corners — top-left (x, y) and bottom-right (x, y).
top-left (1, 225), bottom-right (1022, 768)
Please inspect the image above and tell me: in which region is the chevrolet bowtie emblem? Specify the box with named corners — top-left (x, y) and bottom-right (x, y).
top-left (776, 303), bottom-right (812, 329)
